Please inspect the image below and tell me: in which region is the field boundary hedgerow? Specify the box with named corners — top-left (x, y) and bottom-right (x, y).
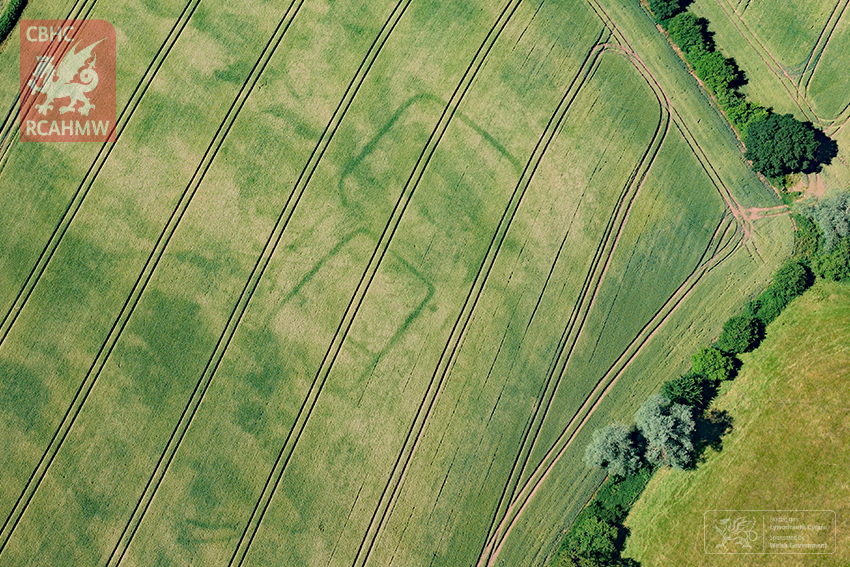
top-left (227, 2), bottom-right (529, 565)
top-left (103, 1), bottom-right (419, 565)
top-left (0, 0), bottom-right (198, 344)
top-left (0, 0), bottom-right (308, 556)
top-left (543, 206), bottom-right (828, 566)
top-left (0, 0), bottom-right (26, 46)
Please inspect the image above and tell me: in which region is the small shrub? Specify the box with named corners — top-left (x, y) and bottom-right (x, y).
top-left (691, 346), bottom-right (735, 382)
top-left (561, 513), bottom-right (619, 563)
top-left (746, 260), bottom-right (813, 325)
top-left (592, 466), bottom-right (655, 524)
top-left (661, 372), bottom-right (707, 408)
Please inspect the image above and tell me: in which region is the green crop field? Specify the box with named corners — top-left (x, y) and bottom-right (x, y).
top-left (624, 280), bottom-right (850, 566)
top-left (690, 0), bottom-right (850, 190)
top-left (0, 0), bottom-right (799, 566)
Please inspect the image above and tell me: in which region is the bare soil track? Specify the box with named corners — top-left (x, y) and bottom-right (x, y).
top-left (351, 32), bottom-right (620, 567)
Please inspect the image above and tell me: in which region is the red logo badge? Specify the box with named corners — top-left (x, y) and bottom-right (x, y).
top-left (20, 20), bottom-right (116, 142)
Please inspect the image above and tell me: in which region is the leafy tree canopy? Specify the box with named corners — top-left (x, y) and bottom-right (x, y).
top-left (717, 314), bottom-right (761, 354)
top-left (649, 0), bottom-right (685, 22)
top-left (563, 514), bottom-right (619, 563)
top-left (635, 394), bottom-right (695, 470)
top-left (813, 236), bottom-right (850, 282)
top-left (693, 50), bottom-right (740, 94)
top-left (584, 423), bottom-right (643, 478)
top-left (744, 113), bottom-right (820, 177)
top-left (661, 372), bottom-right (707, 408)
top-left (796, 190), bottom-right (850, 251)
top-left (691, 346), bottom-right (735, 382)
top-left (667, 12), bottom-right (712, 54)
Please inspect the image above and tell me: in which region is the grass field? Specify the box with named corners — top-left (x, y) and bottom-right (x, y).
top-left (624, 280), bottom-right (850, 566)
top-left (0, 0), bottom-right (795, 565)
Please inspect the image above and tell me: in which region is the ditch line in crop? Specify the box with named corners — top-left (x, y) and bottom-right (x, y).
top-left (103, 1), bottom-right (417, 564)
top-left (349, 29), bottom-right (621, 567)
top-left (223, 2), bottom-right (526, 566)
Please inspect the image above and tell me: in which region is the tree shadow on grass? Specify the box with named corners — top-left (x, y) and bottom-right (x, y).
top-left (694, 409), bottom-right (734, 465)
top-left (803, 127), bottom-right (839, 174)
top-left (815, 129), bottom-right (839, 171)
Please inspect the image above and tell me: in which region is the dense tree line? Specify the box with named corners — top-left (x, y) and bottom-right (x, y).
top-left (566, 237), bottom-right (821, 566)
top-left (554, 468), bottom-right (651, 566)
top-left (650, 3), bottom-right (834, 179)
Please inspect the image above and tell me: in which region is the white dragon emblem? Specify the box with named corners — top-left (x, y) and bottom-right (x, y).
top-left (27, 39), bottom-right (104, 116)
top-left (715, 516), bottom-right (758, 550)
